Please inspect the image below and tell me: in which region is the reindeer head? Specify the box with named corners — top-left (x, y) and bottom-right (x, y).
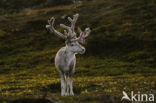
top-left (46, 14), bottom-right (91, 54)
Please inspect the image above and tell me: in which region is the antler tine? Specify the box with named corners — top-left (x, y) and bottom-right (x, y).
top-left (84, 28), bottom-right (91, 37)
top-left (71, 27), bottom-right (91, 44)
top-left (46, 17), bottom-right (67, 40)
top-left (68, 13), bottom-right (79, 32)
top-left (78, 27), bottom-right (85, 43)
top-left (71, 27), bottom-right (85, 43)
top-left (78, 27), bottom-right (82, 33)
top-left (78, 27), bottom-right (91, 37)
top-left (60, 24), bottom-right (70, 30)
top-left (60, 24), bottom-right (73, 37)
top-left (64, 30), bottom-right (68, 36)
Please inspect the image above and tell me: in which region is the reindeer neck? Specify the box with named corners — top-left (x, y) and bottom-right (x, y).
top-left (64, 46), bottom-right (75, 58)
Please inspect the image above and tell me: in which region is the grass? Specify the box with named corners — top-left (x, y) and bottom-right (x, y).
top-left (0, 0), bottom-right (156, 103)
top-left (0, 56), bottom-right (156, 103)
top-left (0, 73), bottom-right (155, 103)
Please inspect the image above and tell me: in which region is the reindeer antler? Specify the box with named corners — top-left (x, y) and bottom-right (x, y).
top-left (68, 13), bottom-right (79, 32)
top-left (46, 14), bottom-right (91, 43)
top-left (60, 14), bottom-right (79, 38)
top-left (46, 17), bottom-right (67, 39)
top-left (72, 27), bottom-right (91, 44)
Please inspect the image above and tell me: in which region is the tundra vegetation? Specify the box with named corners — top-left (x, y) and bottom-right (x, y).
top-left (0, 0), bottom-right (156, 103)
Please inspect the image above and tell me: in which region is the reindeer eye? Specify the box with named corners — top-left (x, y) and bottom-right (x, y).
top-left (71, 44), bottom-right (74, 46)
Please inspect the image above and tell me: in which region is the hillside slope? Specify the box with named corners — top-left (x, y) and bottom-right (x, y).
top-left (0, 0), bottom-right (156, 103)
top-left (0, 0), bottom-right (156, 65)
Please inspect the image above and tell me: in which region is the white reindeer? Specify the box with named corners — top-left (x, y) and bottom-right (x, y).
top-left (46, 14), bottom-right (91, 96)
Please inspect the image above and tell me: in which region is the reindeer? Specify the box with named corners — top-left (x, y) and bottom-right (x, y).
top-left (46, 14), bottom-right (91, 96)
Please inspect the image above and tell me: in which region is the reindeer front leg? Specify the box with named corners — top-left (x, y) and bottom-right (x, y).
top-left (68, 72), bottom-right (74, 96)
top-left (67, 60), bottom-right (75, 96)
top-left (60, 72), bottom-right (66, 96)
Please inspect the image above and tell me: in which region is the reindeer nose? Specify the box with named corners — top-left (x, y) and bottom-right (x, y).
top-left (81, 48), bottom-right (85, 53)
top-left (82, 48), bottom-right (85, 52)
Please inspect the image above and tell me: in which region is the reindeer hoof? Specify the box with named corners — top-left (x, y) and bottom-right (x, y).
top-left (70, 92), bottom-right (74, 96)
top-left (61, 94), bottom-right (65, 96)
top-left (61, 92), bottom-right (66, 96)
top-left (65, 92), bottom-right (69, 96)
